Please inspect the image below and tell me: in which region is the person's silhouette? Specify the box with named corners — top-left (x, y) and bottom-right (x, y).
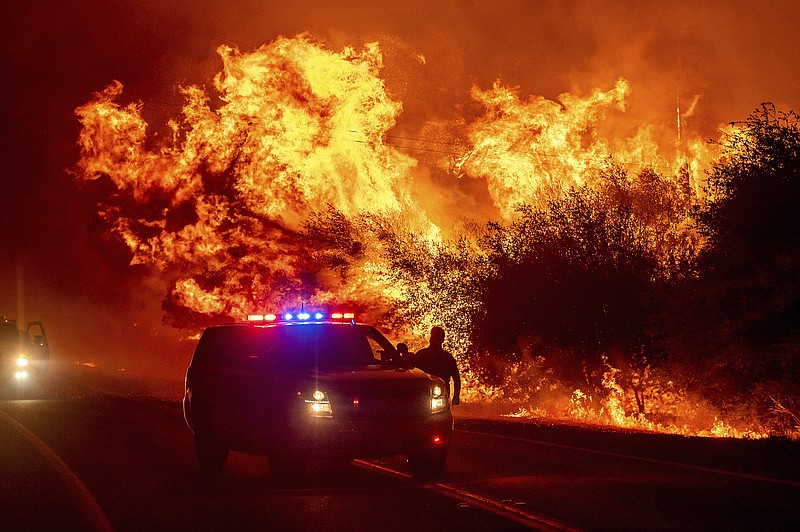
top-left (409, 326), bottom-right (461, 405)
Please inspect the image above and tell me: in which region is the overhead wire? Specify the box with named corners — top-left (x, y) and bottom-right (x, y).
top-left (140, 97), bottom-right (695, 173)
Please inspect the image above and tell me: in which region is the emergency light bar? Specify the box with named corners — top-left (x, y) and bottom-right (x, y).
top-left (247, 314), bottom-right (277, 322)
top-left (246, 311), bottom-right (356, 323)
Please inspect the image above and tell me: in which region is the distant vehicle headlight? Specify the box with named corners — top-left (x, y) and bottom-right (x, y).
top-left (15, 370), bottom-right (29, 380)
top-left (431, 383), bottom-right (447, 414)
top-left (305, 390), bottom-right (332, 418)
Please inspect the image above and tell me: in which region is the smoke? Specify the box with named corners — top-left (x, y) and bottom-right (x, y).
top-left (3, 0), bottom-right (800, 380)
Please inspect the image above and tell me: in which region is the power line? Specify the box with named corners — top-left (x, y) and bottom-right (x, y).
top-left (338, 131), bottom-right (687, 172)
top-left (138, 97), bottom-right (700, 173)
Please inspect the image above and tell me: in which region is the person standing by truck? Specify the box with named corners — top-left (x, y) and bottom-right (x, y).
top-left (409, 326), bottom-right (461, 405)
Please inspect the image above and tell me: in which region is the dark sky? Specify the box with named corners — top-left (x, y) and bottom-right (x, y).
top-left (2, 0), bottom-right (799, 376)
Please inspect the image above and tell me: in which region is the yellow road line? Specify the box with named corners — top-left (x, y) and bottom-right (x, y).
top-left (353, 459), bottom-right (583, 532)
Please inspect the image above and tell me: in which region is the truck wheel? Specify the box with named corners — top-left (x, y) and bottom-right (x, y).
top-left (407, 448), bottom-right (447, 480)
top-left (194, 431), bottom-right (228, 476)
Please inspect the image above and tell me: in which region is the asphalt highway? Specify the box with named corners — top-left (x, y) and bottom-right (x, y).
top-left (2, 367), bottom-right (799, 531)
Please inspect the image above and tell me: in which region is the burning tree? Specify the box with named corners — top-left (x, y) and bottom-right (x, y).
top-left (466, 164), bottom-right (695, 398)
top-left (72, 33), bottom-right (799, 438)
top-left (74, 35), bottom-right (436, 326)
top-left (666, 104), bottom-right (800, 436)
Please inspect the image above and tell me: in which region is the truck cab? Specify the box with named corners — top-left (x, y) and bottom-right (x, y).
top-left (1, 318), bottom-right (49, 381)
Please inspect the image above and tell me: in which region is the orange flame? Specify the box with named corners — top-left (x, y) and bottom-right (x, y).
top-left (451, 78), bottom-right (716, 219)
top-left (73, 34), bottom-right (769, 439)
top-left (454, 79), bottom-right (630, 216)
top-left (75, 35), bottom-right (437, 317)
top-left (75, 36), bottom-right (717, 319)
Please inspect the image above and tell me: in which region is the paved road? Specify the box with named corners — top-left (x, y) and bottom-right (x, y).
top-left (2, 369), bottom-right (799, 531)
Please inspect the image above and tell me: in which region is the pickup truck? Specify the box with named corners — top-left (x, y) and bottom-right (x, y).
top-left (183, 311), bottom-right (453, 480)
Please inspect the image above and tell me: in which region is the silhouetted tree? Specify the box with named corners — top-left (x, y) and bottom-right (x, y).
top-left (301, 205), bottom-right (365, 282)
top-left (474, 173), bottom-right (676, 384)
top-left (368, 213), bottom-right (492, 360)
top-left (674, 104), bottom-right (800, 395)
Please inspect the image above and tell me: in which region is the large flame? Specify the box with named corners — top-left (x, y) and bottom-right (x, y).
top-left (455, 79), bottom-right (630, 216)
top-left (76, 35), bottom-right (436, 318)
top-left (451, 78), bottom-right (715, 219)
top-left (73, 34), bottom-right (773, 439)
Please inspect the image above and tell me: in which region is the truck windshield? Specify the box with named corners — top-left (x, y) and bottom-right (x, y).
top-left (264, 324), bottom-right (377, 368)
top-left (200, 323), bottom-right (397, 370)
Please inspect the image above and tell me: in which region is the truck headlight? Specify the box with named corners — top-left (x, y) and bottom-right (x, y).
top-left (305, 390), bottom-right (333, 418)
top-left (431, 384), bottom-right (447, 414)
